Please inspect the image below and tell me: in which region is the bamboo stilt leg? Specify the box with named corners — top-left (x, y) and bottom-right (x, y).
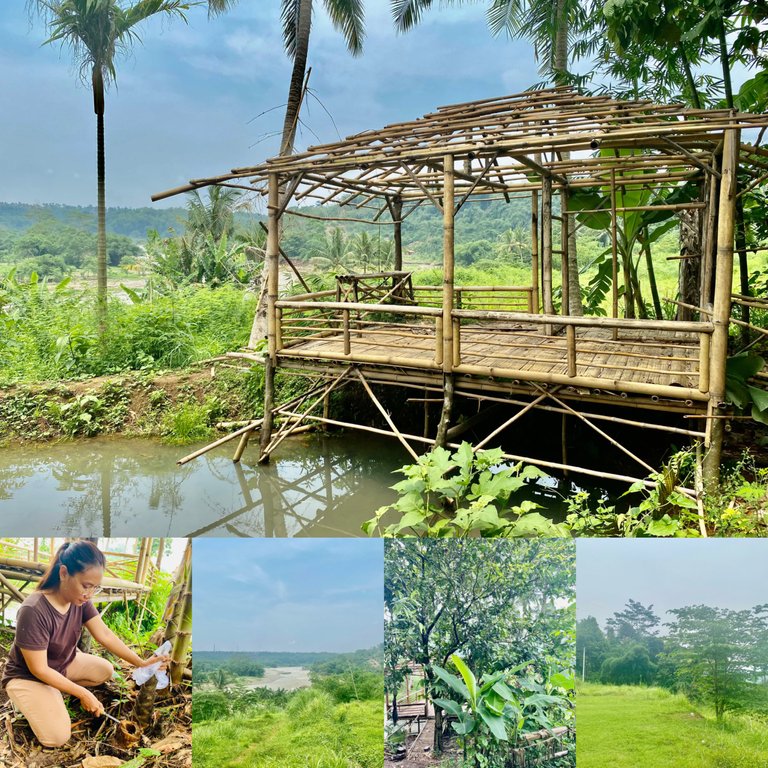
top-left (356, 370), bottom-right (419, 461)
top-left (434, 374), bottom-right (455, 448)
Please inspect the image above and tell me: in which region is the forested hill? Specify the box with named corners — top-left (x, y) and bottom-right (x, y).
top-left (194, 645), bottom-right (383, 669)
top-left (0, 202), bottom-right (187, 239)
top-left (0, 195), bottom-right (533, 247)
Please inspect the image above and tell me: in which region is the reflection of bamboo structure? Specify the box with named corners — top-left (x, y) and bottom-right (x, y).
top-left (155, 87), bottom-right (768, 488)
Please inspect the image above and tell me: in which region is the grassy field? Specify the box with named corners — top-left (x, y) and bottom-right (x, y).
top-left (192, 688), bottom-right (382, 768)
top-left (577, 683), bottom-right (768, 768)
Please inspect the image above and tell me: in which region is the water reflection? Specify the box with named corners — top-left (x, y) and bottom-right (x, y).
top-left (0, 435), bottom-right (404, 537)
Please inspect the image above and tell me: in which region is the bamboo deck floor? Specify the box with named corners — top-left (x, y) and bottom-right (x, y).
top-left (279, 322), bottom-right (705, 404)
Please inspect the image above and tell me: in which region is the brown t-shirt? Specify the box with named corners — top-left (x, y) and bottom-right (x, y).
top-left (2, 592), bottom-right (98, 687)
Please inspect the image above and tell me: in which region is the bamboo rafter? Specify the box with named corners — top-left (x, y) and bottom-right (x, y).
top-left (153, 86), bottom-right (768, 203)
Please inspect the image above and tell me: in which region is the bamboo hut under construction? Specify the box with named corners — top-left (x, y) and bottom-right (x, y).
top-left (155, 87), bottom-right (768, 488)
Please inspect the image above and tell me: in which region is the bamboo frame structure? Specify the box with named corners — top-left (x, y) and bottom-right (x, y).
top-left (154, 88), bottom-right (768, 488)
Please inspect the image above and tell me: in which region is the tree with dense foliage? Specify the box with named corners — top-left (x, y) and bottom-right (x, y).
top-left (385, 539), bottom-right (575, 754)
top-left (31, 0), bottom-right (193, 334)
top-left (576, 616), bottom-right (607, 681)
top-left (664, 605), bottom-right (768, 722)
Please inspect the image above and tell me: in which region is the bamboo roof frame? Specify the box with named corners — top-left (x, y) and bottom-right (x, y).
top-left (154, 86), bottom-right (768, 210)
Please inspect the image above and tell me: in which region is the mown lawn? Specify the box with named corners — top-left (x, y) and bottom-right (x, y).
top-left (577, 683), bottom-right (768, 768)
top-left (192, 689), bottom-right (383, 768)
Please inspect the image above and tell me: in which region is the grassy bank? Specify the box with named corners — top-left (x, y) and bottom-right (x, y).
top-left (577, 682), bottom-right (768, 768)
top-left (192, 687), bottom-right (382, 768)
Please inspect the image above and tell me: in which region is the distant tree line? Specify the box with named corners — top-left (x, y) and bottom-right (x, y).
top-left (578, 599), bottom-right (768, 721)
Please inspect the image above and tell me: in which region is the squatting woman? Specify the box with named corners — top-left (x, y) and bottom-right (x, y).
top-left (2, 541), bottom-right (167, 747)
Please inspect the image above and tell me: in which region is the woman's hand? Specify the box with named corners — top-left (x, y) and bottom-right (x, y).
top-left (79, 688), bottom-right (105, 716)
top-left (136, 653), bottom-right (171, 671)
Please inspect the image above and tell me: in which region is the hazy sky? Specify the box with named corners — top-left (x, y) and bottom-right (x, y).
top-left (577, 539), bottom-right (768, 629)
top-left (0, 2), bottom-right (536, 208)
top-left (193, 538), bottom-right (383, 653)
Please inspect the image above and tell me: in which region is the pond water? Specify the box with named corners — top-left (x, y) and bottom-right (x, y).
top-left (0, 432), bottom-right (573, 537)
top-left (0, 434), bottom-right (407, 537)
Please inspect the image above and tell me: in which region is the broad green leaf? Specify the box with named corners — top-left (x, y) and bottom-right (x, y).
top-left (450, 655), bottom-right (477, 707)
top-left (433, 698), bottom-right (465, 718)
top-left (451, 712), bottom-right (476, 735)
top-left (646, 515), bottom-right (680, 537)
top-left (432, 664), bottom-right (469, 701)
top-left (477, 700), bottom-right (509, 740)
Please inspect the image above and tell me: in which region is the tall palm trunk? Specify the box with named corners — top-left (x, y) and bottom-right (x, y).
top-left (249, 0), bottom-right (313, 348)
top-left (280, 0), bottom-right (313, 156)
top-left (93, 66), bottom-right (108, 336)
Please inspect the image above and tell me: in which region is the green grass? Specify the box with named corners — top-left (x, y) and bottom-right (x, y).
top-left (577, 683), bottom-right (768, 768)
top-left (192, 688), bottom-right (383, 768)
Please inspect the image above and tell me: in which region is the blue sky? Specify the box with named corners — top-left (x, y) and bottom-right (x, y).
top-left (193, 538), bottom-right (383, 652)
top-left (577, 539), bottom-right (768, 630)
top-left (0, 2), bottom-right (537, 208)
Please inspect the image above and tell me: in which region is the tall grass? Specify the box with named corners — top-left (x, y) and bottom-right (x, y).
top-left (577, 682), bottom-right (768, 768)
top-left (192, 687), bottom-right (382, 768)
top-left (0, 276), bottom-right (256, 384)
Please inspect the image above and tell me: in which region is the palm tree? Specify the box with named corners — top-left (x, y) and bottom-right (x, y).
top-left (207, 1), bottom-right (366, 346)
top-left (32, 0), bottom-right (192, 334)
top-left (392, 0), bottom-right (584, 315)
top-left (208, 0), bottom-right (365, 157)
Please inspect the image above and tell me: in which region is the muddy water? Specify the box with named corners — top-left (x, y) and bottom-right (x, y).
top-left (244, 667), bottom-right (312, 691)
top-left (0, 433), bottom-right (405, 537)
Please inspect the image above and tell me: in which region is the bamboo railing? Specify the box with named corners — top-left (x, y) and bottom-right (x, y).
top-left (274, 291), bottom-right (714, 403)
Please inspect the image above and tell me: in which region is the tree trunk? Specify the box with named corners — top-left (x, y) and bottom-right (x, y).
top-left (93, 66), bottom-right (107, 336)
top-left (677, 209), bottom-right (703, 320)
top-left (249, 0), bottom-right (312, 348)
top-left (735, 195), bottom-right (750, 347)
top-left (280, 0), bottom-right (313, 156)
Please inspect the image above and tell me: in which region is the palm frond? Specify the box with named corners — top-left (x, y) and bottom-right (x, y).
top-left (391, 0), bottom-right (434, 33)
top-left (206, 0), bottom-right (237, 18)
top-left (281, 0), bottom-right (303, 58)
top-left (323, 0), bottom-right (365, 54)
top-left (486, 0), bottom-right (524, 39)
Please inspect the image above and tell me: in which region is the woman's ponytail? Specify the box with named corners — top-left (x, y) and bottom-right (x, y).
top-left (37, 541), bottom-right (105, 591)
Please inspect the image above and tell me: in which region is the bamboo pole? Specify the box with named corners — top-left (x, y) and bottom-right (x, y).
top-left (453, 362), bottom-right (709, 401)
top-left (703, 127), bottom-right (739, 486)
top-left (701, 159), bottom-right (719, 307)
top-left (0, 572), bottom-right (26, 603)
top-left (566, 325), bottom-right (577, 377)
top-left (561, 188), bottom-right (569, 316)
top-left (474, 392), bottom-right (549, 449)
top-left (261, 368), bottom-right (352, 458)
top-left (531, 189), bottom-right (540, 312)
top-left (610, 168), bottom-right (619, 337)
top-left (442, 154), bottom-right (455, 371)
top-left (177, 418), bottom-right (264, 465)
top-left (356, 370), bottom-right (420, 461)
top-left (456, 389), bottom-right (705, 437)
top-left (535, 385), bottom-right (657, 474)
top-left (434, 374), bottom-right (455, 448)
top-left (542, 176), bottom-right (554, 327)
top-left (259, 172), bottom-right (281, 463)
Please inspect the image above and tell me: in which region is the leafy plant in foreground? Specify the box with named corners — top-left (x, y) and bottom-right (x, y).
top-left (363, 442), bottom-right (566, 537)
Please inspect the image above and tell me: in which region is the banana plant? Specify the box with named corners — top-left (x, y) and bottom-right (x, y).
top-left (568, 148), bottom-right (698, 319)
top-left (431, 655), bottom-right (524, 763)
